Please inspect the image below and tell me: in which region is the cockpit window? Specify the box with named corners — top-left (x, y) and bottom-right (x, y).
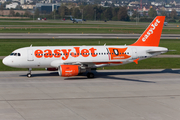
top-left (10, 53), bottom-right (21, 56)
top-left (10, 53), bottom-right (14, 56)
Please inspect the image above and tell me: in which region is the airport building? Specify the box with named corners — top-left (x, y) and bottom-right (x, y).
top-left (6, 2), bottom-right (18, 9)
top-left (36, 3), bottom-right (60, 13)
top-left (21, 0), bottom-right (25, 4)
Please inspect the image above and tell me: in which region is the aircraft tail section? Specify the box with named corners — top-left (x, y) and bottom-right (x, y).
top-left (130, 16), bottom-right (165, 47)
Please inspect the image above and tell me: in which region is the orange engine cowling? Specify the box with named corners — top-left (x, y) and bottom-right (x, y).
top-left (58, 65), bottom-right (80, 77)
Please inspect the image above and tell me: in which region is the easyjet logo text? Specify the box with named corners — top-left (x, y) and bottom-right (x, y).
top-left (34, 47), bottom-right (97, 60)
top-left (142, 19), bottom-right (160, 42)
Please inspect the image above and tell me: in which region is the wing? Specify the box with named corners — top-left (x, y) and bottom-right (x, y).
top-left (50, 60), bottom-right (126, 68)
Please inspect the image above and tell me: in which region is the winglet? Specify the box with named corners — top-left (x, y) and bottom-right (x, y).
top-left (130, 16), bottom-right (165, 47)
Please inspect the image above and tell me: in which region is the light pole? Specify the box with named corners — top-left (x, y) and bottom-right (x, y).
top-left (82, 9), bottom-right (83, 23)
top-left (54, 10), bottom-right (55, 20)
top-left (33, 11), bottom-right (34, 22)
top-left (136, 9), bottom-right (139, 25)
top-left (94, 9), bottom-right (96, 21)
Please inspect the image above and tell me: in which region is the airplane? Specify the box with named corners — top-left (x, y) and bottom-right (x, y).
top-left (70, 16), bottom-right (83, 23)
top-left (164, 22), bottom-right (168, 26)
top-left (3, 16), bottom-right (168, 78)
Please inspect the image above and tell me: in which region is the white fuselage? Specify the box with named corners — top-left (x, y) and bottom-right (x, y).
top-left (3, 45), bottom-right (168, 69)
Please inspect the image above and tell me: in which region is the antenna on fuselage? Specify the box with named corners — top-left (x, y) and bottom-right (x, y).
top-left (104, 43), bottom-right (106, 46)
top-left (30, 44), bottom-right (32, 47)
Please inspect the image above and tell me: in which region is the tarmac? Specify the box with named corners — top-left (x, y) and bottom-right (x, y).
top-left (0, 69), bottom-right (180, 120)
top-left (0, 33), bottom-right (179, 39)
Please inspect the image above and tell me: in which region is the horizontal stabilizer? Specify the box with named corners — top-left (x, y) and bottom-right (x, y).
top-left (147, 48), bottom-right (168, 54)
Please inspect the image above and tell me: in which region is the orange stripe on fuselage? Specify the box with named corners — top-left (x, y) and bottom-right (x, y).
top-left (94, 62), bottom-right (123, 65)
top-left (108, 47), bottom-right (131, 60)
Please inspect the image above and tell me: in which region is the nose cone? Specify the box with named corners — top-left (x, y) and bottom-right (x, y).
top-left (3, 56), bottom-right (22, 68)
top-left (2, 57), bottom-right (10, 66)
top-left (2, 56), bottom-right (16, 67)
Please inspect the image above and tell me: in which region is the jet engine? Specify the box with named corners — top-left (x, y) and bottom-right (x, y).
top-left (58, 65), bottom-right (86, 77)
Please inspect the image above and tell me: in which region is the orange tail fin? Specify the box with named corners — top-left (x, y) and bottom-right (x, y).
top-left (130, 16), bottom-right (165, 47)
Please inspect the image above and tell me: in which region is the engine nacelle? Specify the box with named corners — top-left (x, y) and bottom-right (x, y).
top-left (58, 65), bottom-right (80, 77)
top-left (46, 68), bottom-right (58, 71)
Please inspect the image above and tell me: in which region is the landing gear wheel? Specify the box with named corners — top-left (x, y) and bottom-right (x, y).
top-left (27, 73), bottom-right (32, 78)
top-left (87, 72), bottom-right (94, 78)
top-left (27, 68), bottom-right (32, 78)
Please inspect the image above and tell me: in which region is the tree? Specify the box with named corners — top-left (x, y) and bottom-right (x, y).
top-left (148, 8), bottom-right (157, 18)
top-left (24, 10), bottom-right (31, 17)
top-left (0, 4), bottom-right (4, 16)
top-left (143, 11), bottom-right (147, 17)
top-left (72, 7), bottom-right (81, 18)
top-left (93, 6), bottom-right (104, 20)
top-left (9, 9), bottom-right (15, 16)
top-left (170, 9), bottom-right (177, 19)
top-left (160, 8), bottom-right (167, 17)
top-left (104, 7), bottom-right (112, 20)
top-left (83, 5), bottom-right (94, 20)
top-left (34, 8), bottom-right (40, 18)
top-left (112, 7), bottom-right (119, 20)
top-left (58, 5), bottom-right (69, 18)
top-left (15, 12), bottom-right (20, 17)
top-left (117, 7), bottom-right (129, 21)
top-left (132, 10), bottom-right (139, 18)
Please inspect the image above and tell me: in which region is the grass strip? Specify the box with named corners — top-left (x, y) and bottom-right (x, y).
top-left (0, 28), bottom-right (145, 34)
top-left (0, 27), bottom-right (179, 34)
top-left (98, 58), bottom-right (180, 70)
top-left (0, 21), bottom-right (150, 27)
top-left (0, 39), bottom-right (179, 56)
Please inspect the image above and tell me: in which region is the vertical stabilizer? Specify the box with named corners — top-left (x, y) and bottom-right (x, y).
top-left (130, 16), bottom-right (165, 47)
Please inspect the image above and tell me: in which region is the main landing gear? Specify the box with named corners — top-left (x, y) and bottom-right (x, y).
top-left (26, 68), bottom-right (94, 78)
top-left (87, 72), bottom-right (94, 78)
top-left (86, 68), bottom-right (94, 78)
top-left (27, 68), bottom-right (32, 78)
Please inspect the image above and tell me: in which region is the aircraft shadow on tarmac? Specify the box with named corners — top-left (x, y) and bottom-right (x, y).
top-left (20, 69), bottom-right (180, 83)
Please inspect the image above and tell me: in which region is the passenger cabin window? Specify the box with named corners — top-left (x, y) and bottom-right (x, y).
top-left (113, 49), bottom-right (119, 55)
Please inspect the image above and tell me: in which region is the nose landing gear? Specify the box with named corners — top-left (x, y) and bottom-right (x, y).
top-left (27, 68), bottom-right (32, 78)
